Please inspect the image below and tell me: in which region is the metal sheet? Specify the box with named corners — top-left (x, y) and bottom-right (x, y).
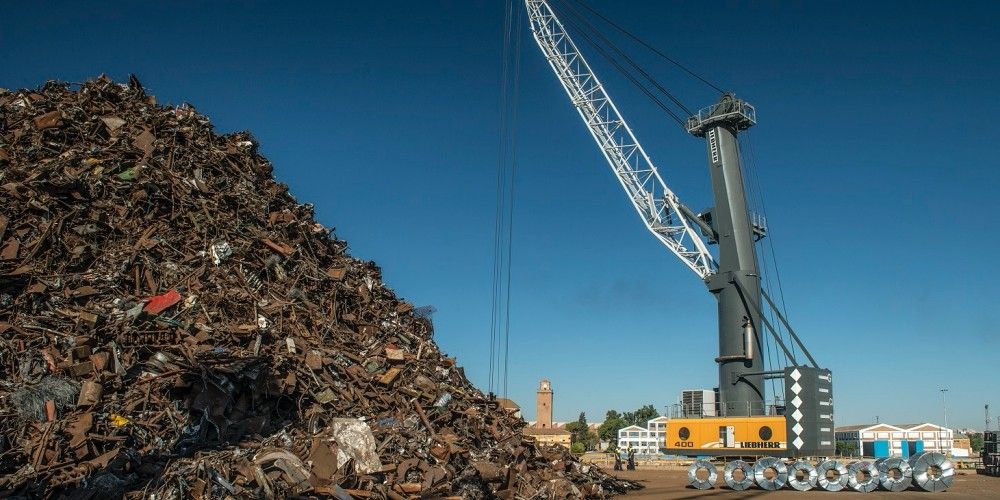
top-left (875, 457), bottom-right (913, 492)
top-left (753, 456), bottom-right (788, 491)
top-left (787, 460), bottom-right (818, 491)
top-left (723, 460), bottom-right (754, 491)
top-left (909, 452), bottom-right (954, 492)
top-left (687, 459), bottom-right (718, 490)
top-left (847, 460), bottom-right (880, 493)
top-left (817, 459), bottom-right (849, 492)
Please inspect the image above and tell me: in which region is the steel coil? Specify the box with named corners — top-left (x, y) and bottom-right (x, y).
top-left (847, 460), bottom-right (880, 493)
top-left (687, 460), bottom-right (717, 490)
top-left (872, 457), bottom-right (887, 476)
top-left (817, 459), bottom-right (849, 491)
top-left (787, 460), bottom-right (818, 491)
top-left (753, 456), bottom-right (788, 491)
top-left (723, 460), bottom-right (754, 491)
top-left (876, 457), bottom-right (913, 492)
top-left (909, 452), bottom-right (954, 492)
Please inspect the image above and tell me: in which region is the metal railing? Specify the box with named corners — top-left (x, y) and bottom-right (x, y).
top-left (666, 400), bottom-right (786, 419)
top-left (685, 99), bottom-right (756, 135)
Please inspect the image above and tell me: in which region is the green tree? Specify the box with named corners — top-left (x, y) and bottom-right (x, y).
top-left (565, 412), bottom-right (590, 448)
top-left (970, 433), bottom-right (984, 453)
top-left (598, 409), bottom-right (627, 444)
top-left (585, 430), bottom-right (600, 451)
top-left (623, 404), bottom-right (659, 427)
top-left (571, 442), bottom-right (585, 454)
top-left (836, 441), bottom-right (858, 457)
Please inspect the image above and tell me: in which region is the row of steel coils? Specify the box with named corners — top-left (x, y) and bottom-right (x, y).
top-left (687, 452), bottom-right (954, 492)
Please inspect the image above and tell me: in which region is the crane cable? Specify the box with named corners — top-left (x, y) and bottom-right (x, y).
top-left (551, 0), bottom-right (688, 127)
top-left (555, 0), bottom-right (693, 117)
top-left (502, 4), bottom-right (524, 398)
top-left (746, 144), bottom-right (779, 397)
top-left (566, 0), bottom-right (727, 95)
top-left (738, 135), bottom-right (780, 404)
top-left (489, 0), bottom-right (522, 398)
top-left (744, 130), bottom-right (796, 362)
top-left (740, 131), bottom-right (799, 410)
top-left (487, 0), bottom-right (512, 397)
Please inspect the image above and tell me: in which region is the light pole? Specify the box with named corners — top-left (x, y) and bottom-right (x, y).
top-left (940, 389), bottom-right (949, 429)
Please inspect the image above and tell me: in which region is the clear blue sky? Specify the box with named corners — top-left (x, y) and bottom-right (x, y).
top-left (4, 1), bottom-right (998, 430)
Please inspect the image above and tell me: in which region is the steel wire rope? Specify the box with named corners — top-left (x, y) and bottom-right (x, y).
top-left (502, 3), bottom-right (524, 398)
top-left (550, 1), bottom-right (687, 127)
top-left (489, 0), bottom-right (516, 395)
top-left (567, 0), bottom-right (727, 94)
top-left (743, 130), bottom-right (797, 363)
top-left (548, 3), bottom-right (693, 123)
top-left (737, 138), bottom-right (780, 402)
top-left (746, 154), bottom-right (784, 405)
top-left (553, 0), bottom-right (693, 119)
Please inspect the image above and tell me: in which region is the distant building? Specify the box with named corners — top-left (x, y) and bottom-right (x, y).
top-left (536, 379), bottom-right (553, 428)
top-left (617, 416), bottom-right (669, 456)
top-left (953, 434), bottom-right (971, 458)
top-left (835, 422), bottom-right (957, 458)
top-left (523, 379), bottom-right (570, 447)
top-left (524, 427), bottom-right (572, 447)
top-left (647, 416), bottom-right (669, 447)
top-left (496, 398), bottom-right (521, 418)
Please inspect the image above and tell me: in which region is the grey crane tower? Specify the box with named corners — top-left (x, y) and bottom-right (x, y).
top-left (686, 95), bottom-right (765, 416)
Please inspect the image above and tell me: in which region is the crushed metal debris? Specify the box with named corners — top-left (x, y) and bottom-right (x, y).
top-left (0, 76), bottom-right (641, 499)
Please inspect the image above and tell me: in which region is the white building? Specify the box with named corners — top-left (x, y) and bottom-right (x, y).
top-left (647, 416), bottom-right (669, 447)
top-left (617, 416), bottom-right (670, 456)
top-left (835, 422), bottom-right (956, 458)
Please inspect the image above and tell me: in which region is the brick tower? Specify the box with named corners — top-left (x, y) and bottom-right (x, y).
top-left (536, 379), bottom-right (553, 429)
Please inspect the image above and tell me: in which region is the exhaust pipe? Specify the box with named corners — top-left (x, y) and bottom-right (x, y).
top-left (743, 318), bottom-right (754, 360)
top-left (715, 317), bottom-right (755, 362)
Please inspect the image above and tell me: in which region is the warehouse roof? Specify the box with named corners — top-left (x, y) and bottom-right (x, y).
top-left (496, 398), bottom-right (520, 411)
top-left (835, 423), bottom-right (905, 432)
top-left (836, 422), bottom-right (953, 433)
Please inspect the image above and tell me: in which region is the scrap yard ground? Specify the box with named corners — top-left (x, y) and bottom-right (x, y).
top-left (610, 467), bottom-right (1000, 499)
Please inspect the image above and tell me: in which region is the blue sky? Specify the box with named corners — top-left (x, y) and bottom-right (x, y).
top-left (3, 1), bottom-right (998, 430)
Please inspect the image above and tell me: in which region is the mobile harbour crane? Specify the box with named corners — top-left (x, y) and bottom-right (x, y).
top-left (522, 0), bottom-right (834, 458)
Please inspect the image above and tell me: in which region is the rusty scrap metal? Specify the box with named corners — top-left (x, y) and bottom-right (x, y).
top-left (0, 77), bottom-right (641, 498)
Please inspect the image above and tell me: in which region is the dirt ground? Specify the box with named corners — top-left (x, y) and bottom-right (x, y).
top-left (610, 467), bottom-right (1000, 499)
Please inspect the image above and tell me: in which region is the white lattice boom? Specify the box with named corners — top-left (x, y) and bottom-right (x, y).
top-left (524, 0), bottom-right (715, 279)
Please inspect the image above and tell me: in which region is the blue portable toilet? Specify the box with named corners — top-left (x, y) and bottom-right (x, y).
top-left (873, 441), bottom-right (890, 458)
top-left (902, 440), bottom-right (910, 458)
top-left (915, 440), bottom-right (924, 454)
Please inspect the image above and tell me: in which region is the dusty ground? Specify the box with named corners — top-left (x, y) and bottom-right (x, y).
top-left (610, 467), bottom-right (1000, 499)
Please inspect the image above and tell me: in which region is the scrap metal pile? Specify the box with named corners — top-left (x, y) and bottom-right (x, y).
top-left (0, 77), bottom-right (640, 499)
